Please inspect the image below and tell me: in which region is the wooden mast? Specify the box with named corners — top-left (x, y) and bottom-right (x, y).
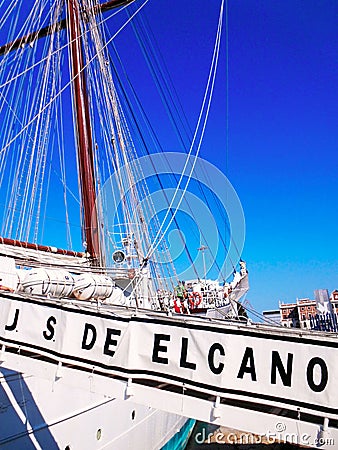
top-left (67, 0), bottom-right (99, 262)
top-left (0, 0), bottom-right (134, 264)
top-left (66, 0), bottom-right (135, 264)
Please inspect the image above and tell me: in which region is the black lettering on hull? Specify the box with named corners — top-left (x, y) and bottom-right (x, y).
top-left (180, 337), bottom-right (196, 370)
top-left (43, 316), bottom-right (56, 340)
top-left (152, 334), bottom-right (170, 364)
top-left (271, 351), bottom-right (293, 387)
top-left (5, 308), bottom-right (19, 331)
top-left (208, 343), bottom-right (225, 375)
top-left (103, 328), bottom-right (121, 357)
top-left (82, 323), bottom-right (97, 350)
top-left (237, 347), bottom-right (257, 381)
top-left (307, 357), bottom-right (328, 392)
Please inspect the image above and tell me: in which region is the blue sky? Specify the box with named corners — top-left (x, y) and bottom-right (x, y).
top-left (123, 0), bottom-right (337, 311)
top-left (224, 0), bottom-right (337, 311)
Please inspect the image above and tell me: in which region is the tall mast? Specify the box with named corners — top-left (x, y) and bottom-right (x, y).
top-left (66, 0), bottom-right (135, 263)
top-left (0, 0), bottom-right (135, 260)
top-left (67, 0), bottom-right (99, 262)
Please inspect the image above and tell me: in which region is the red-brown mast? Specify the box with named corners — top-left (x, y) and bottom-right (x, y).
top-left (66, 0), bottom-right (135, 263)
top-left (0, 0), bottom-right (134, 260)
top-left (67, 0), bottom-right (99, 262)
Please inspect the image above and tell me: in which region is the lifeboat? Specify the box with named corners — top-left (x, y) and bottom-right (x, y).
top-left (73, 273), bottom-right (114, 300)
top-left (22, 268), bottom-right (74, 297)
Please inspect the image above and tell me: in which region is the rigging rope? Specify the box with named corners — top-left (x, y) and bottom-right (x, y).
top-left (0, 0), bottom-right (149, 158)
top-left (0, 0), bottom-right (131, 90)
top-left (127, 0), bottom-right (238, 280)
top-left (144, 0), bottom-right (225, 263)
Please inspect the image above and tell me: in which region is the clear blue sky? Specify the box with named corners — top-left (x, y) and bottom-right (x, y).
top-left (123, 0), bottom-right (337, 312)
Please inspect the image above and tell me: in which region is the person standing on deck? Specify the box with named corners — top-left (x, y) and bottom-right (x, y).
top-left (174, 281), bottom-right (190, 314)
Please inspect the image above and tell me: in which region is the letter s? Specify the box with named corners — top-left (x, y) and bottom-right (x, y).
top-left (43, 316), bottom-right (56, 340)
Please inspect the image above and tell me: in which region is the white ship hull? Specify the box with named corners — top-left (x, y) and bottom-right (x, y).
top-left (0, 292), bottom-right (194, 449)
top-left (1, 291), bottom-right (338, 449)
top-left (1, 359), bottom-right (192, 450)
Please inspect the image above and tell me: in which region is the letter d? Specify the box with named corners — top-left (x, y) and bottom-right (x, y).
top-left (82, 323), bottom-right (97, 350)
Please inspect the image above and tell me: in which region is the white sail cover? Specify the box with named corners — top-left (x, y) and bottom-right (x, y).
top-left (0, 243), bottom-right (89, 268)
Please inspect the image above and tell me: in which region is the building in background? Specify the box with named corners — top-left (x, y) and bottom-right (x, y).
top-left (262, 289), bottom-right (338, 331)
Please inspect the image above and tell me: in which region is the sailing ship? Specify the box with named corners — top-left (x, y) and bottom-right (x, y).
top-left (0, 1), bottom-right (337, 449)
top-left (0, 0), bottom-right (201, 448)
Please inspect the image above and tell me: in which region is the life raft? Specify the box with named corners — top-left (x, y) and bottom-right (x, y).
top-left (189, 291), bottom-right (202, 308)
